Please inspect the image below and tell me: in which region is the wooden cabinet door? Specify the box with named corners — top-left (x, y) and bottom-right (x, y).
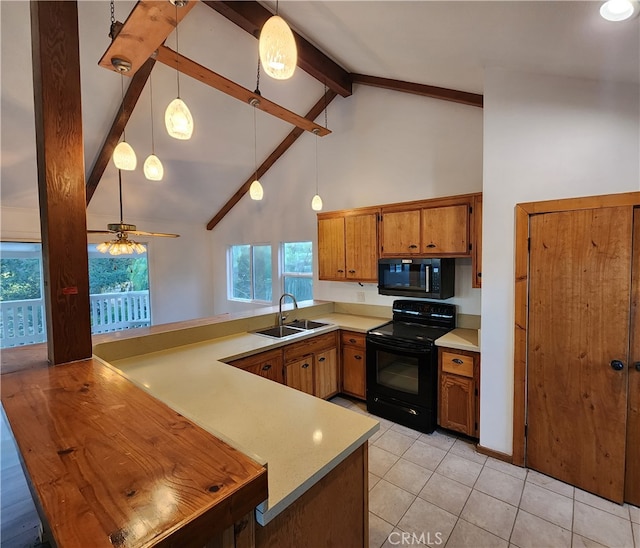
top-left (345, 213), bottom-right (378, 281)
top-left (380, 210), bottom-right (421, 255)
top-left (421, 204), bottom-right (469, 255)
top-left (285, 357), bottom-right (314, 395)
top-left (318, 217), bottom-right (345, 280)
top-left (527, 207), bottom-right (632, 503)
top-left (342, 346), bottom-right (366, 400)
top-left (440, 373), bottom-right (475, 435)
top-left (315, 348), bottom-right (338, 399)
top-left (245, 353), bottom-right (284, 384)
top-left (472, 194), bottom-right (482, 288)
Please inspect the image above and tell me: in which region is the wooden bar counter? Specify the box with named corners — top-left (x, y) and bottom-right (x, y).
top-left (1, 345), bottom-right (268, 547)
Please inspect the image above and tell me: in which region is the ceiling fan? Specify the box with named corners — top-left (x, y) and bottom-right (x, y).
top-left (88, 170), bottom-right (179, 255)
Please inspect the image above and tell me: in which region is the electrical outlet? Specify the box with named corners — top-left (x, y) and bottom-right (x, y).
top-left (356, 291), bottom-right (365, 302)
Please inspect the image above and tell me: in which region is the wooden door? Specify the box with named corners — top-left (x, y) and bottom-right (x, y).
top-left (345, 213), bottom-right (378, 281)
top-left (314, 348), bottom-right (338, 399)
top-left (440, 373), bottom-right (475, 436)
top-left (472, 194), bottom-right (483, 288)
top-left (318, 217), bottom-right (345, 280)
top-left (342, 346), bottom-right (366, 399)
top-left (421, 205), bottom-right (469, 254)
top-left (625, 207), bottom-right (640, 505)
top-left (380, 210), bottom-right (421, 255)
top-left (527, 207), bottom-right (632, 502)
top-left (285, 358), bottom-right (314, 395)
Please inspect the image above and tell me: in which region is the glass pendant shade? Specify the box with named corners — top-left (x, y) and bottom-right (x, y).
top-left (311, 194), bottom-right (323, 211)
top-left (97, 237), bottom-right (146, 256)
top-left (165, 98), bottom-right (194, 140)
top-left (250, 179), bottom-right (264, 201)
top-left (113, 141), bottom-right (137, 170)
top-left (259, 15), bottom-right (297, 80)
top-left (143, 154), bottom-right (164, 181)
top-left (600, 0), bottom-right (636, 20)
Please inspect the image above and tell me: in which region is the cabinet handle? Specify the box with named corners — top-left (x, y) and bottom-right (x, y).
top-left (426, 243), bottom-right (436, 248)
top-left (408, 244), bottom-right (418, 249)
top-left (452, 358), bottom-right (464, 364)
top-left (262, 364), bottom-right (272, 371)
top-left (337, 269), bottom-right (344, 273)
top-left (348, 338), bottom-right (357, 344)
top-left (635, 362), bottom-right (640, 372)
top-left (318, 357), bottom-right (326, 362)
top-left (302, 363), bottom-right (310, 369)
top-left (348, 270), bottom-right (356, 274)
top-left (354, 355), bottom-right (362, 360)
top-left (610, 360), bottom-right (624, 371)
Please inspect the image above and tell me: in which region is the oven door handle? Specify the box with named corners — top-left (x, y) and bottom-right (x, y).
top-left (366, 337), bottom-right (431, 354)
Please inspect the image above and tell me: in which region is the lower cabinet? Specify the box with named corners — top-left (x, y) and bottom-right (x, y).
top-left (438, 347), bottom-right (480, 438)
top-left (341, 331), bottom-right (366, 400)
top-left (284, 331), bottom-right (339, 399)
top-left (227, 348), bottom-right (284, 384)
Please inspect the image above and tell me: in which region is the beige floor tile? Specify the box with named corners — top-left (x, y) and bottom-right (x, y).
top-left (526, 469), bottom-right (574, 498)
top-left (369, 427), bottom-right (386, 444)
top-left (449, 438), bottom-right (487, 465)
top-left (460, 490), bottom-right (517, 540)
top-left (519, 481), bottom-right (573, 529)
top-left (447, 518), bottom-right (509, 548)
top-left (574, 488), bottom-right (630, 520)
top-left (510, 509), bottom-right (571, 548)
top-left (374, 429), bottom-right (417, 457)
top-left (418, 472), bottom-right (471, 516)
top-left (390, 423), bottom-right (421, 439)
top-left (475, 466), bottom-right (525, 506)
top-left (383, 458), bottom-right (432, 495)
top-left (435, 453), bottom-right (483, 487)
top-left (369, 512), bottom-right (395, 548)
top-left (629, 504), bottom-right (639, 524)
top-left (418, 429), bottom-right (457, 451)
top-left (632, 522), bottom-right (639, 548)
top-left (380, 528), bottom-right (405, 548)
top-left (397, 497), bottom-right (457, 545)
top-left (369, 472), bottom-right (381, 491)
top-left (571, 533), bottom-right (608, 547)
top-left (403, 439), bottom-right (447, 471)
top-left (329, 396), bottom-right (353, 408)
top-left (369, 479), bottom-right (416, 526)
top-left (366, 411), bottom-right (396, 430)
top-left (573, 500), bottom-right (634, 548)
top-left (369, 445), bottom-right (400, 477)
top-left (485, 456), bottom-right (528, 480)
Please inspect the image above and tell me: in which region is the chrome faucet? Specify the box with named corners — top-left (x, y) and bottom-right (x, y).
top-left (278, 293), bottom-right (298, 327)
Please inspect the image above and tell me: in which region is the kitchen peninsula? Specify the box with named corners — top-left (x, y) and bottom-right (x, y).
top-left (1, 301), bottom-right (382, 547)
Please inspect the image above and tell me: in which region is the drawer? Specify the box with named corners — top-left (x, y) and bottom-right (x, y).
top-left (340, 331), bottom-right (365, 347)
top-left (441, 351), bottom-right (474, 377)
top-left (284, 331), bottom-right (338, 362)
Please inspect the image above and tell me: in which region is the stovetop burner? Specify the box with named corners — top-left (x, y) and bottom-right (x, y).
top-left (368, 320), bottom-right (453, 344)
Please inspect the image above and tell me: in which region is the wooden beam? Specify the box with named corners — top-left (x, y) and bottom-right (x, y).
top-left (86, 58), bottom-right (156, 205)
top-left (98, 0), bottom-right (196, 76)
top-left (156, 45), bottom-right (331, 136)
top-left (203, 1), bottom-right (352, 98)
top-left (30, 0), bottom-right (92, 365)
top-left (206, 89), bottom-right (338, 231)
top-left (351, 73), bottom-right (483, 109)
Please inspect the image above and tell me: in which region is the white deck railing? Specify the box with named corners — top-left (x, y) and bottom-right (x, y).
top-left (0, 291), bottom-right (151, 348)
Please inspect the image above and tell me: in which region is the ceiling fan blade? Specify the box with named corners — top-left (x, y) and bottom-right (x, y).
top-left (87, 229), bottom-right (115, 234)
top-left (127, 230), bottom-right (180, 238)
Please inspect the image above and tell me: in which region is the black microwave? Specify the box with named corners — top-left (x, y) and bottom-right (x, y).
top-left (378, 258), bottom-right (455, 300)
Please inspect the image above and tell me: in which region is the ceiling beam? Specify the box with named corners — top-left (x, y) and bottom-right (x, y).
top-left (202, 1), bottom-right (352, 98)
top-left (351, 73), bottom-right (483, 109)
top-left (206, 89), bottom-right (338, 231)
top-left (85, 57), bottom-right (156, 205)
top-left (156, 45), bottom-right (331, 136)
top-left (98, 0), bottom-right (195, 76)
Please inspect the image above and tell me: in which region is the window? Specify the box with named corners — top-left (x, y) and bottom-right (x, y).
top-left (281, 242), bottom-right (313, 301)
top-left (229, 244), bottom-right (272, 302)
top-left (0, 242), bottom-right (151, 349)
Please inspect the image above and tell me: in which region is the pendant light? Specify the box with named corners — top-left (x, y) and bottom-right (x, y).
top-left (113, 74), bottom-right (137, 170)
top-left (249, 98), bottom-right (264, 201)
top-left (311, 86), bottom-right (328, 211)
top-left (259, 0), bottom-right (297, 80)
top-left (143, 74), bottom-right (164, 181)
top-left (165, 2), bottom-right (193, 140)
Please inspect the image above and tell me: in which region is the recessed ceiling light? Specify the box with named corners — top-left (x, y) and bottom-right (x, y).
top-left (600, 0), bottom-right (638, 21)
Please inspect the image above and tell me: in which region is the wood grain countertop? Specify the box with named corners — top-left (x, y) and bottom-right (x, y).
top-left (0, 346), bottom-right (268, 547)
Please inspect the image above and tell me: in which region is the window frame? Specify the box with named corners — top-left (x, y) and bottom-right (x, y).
top-left (280, 241), bottom-right (313, 302)
top-left (227, 243), bottom-right (273, 304)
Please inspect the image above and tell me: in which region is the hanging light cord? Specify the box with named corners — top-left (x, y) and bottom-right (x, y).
top-left (120, 74), bottom-right (127, 142)
top-left (315, 130), bottom-right (319, 195)
top-left (149, 76), bottom-right (155, 153)
top-left (118, 169), bottom-right (124, 224)
top-left (253, 105), bottom-right (258, 180)
top-left (175, 3), bottom-right (181, 98)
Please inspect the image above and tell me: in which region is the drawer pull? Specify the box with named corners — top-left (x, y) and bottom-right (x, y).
top-left (349, 338), bottom-right (357, 344)
top-left (354, 355), bottom-right (362, 360)
top-left (302, 363), bottom-right (310, 369)
top-left (348, 270), bottom-right (356, 273)
top-left (318, 357), bottom-right (326, 362)
top-left (337, 269), bottom-right (344, 273)
top-left (408, 244), bottom-right (418, 249)
top-left (452, 358), bottom-right (464, 364)
top-left (426, 243), bottom-right (436, 248)
top-left (262, 364), bottom-right (272, 371)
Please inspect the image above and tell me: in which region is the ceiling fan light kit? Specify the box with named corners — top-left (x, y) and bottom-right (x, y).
top-left (600, 0), bottom-right (638, 20)
top-left (259, 14), bottom-right (298, 80)
top-left (96, 234), bottom-right (147, 256)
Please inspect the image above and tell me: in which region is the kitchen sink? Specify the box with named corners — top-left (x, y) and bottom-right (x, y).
top-left (284, 319), bottom-right (331, 330)
top-left (253, 325), bottom-right (306, 338)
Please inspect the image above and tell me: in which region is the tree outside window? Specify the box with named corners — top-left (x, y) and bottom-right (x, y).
top-left (229, 244), bottom-right (272, 302)
top-left (282, 242), bottom-right (313, 301)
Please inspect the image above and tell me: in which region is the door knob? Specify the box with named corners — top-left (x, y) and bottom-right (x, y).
top-left (610, 360), bottom-right (624, 371)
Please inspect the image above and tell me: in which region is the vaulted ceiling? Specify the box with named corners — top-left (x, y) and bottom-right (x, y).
top-left (1, 1), bottom-right (638, 229)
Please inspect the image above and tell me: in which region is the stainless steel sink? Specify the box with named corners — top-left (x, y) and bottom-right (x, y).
top-left (253, 325), bottom-right (305, 338)
top-left (285, 319), bottom-right (331, 330)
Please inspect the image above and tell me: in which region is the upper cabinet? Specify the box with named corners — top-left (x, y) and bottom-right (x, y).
top-left (318, 208), bottom-right (379, 282)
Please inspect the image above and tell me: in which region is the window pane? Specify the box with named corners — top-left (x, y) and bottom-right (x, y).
top-left (253, 245), bottom-right (272, 302)
top-left (283, 242), bottom-right (312, 273)
top-left (284, 276), bottom-right (313, 301)
top-left (231, 245), bottom-right (251, 300)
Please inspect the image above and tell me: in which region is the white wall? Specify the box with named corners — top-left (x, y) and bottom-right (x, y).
top-left (211, 85), bottom-right (484, 316)
top-left (481, 68), bottom-right (640, 454)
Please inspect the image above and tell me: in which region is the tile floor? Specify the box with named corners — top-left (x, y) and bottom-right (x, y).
top-left (329, 396), bottom-right (640, 548)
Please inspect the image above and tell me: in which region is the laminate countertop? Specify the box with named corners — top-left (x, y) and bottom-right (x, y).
top-left (435, 328), bottom-right (480, 352)
top-left (107, 313), bottom-right (385, 526)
